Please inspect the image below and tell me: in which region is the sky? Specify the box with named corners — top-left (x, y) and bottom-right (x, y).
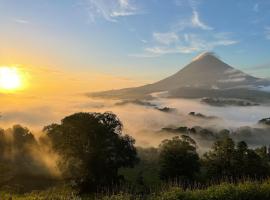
top-left (0, 0), bottom-right (270, 139)
top-left (0, 0), bottom-right (270, 94)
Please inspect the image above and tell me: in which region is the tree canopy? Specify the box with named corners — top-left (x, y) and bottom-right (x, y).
top-left (203, 137), bottom-right (270, 180)
top-left (43, 112), bottom-right (139, 193)
top-left (158, 135), bottom-right (200, 182)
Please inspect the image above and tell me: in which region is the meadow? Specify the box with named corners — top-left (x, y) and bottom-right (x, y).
top-left (2, 180), bottom-right (270, 200)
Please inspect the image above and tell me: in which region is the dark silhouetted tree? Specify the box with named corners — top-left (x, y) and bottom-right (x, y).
top-left (158, 135), bottom-right (200, 182)
top-left (43, 112), bottom-right (138, 193)
top-left (0, 125), bottom-right (40, 182)
top-left (203, 137), bottom-right (270, 181)
top-left (203, 137), bottom-right (236, 179)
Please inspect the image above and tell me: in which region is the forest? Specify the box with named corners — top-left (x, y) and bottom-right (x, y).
top-left (1, 112), bottom-right (270, 200)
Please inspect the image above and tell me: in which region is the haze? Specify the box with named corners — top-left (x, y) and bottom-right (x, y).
top-left (0, 0), bottom-right (270, 148)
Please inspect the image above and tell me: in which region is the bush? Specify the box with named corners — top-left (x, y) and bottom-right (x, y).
top-left (151, 180), bottom-right (270, 200)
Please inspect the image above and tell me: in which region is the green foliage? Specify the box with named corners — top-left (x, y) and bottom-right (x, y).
top-left (99, 192), bottom-right (141, 200)
top-left (202, 137), bottom-right (270, 180)
top-left (258, 117), bottom-right (270, 126)
top-left (151, 180), bottom-right (270, 200)
top-left (44, 112), bottom-right (139, 193)
top-left (119, 147), bottom-right (161, 187)
top-left (3, 180), bottom-right (270, 200)
top-left (159, 135), bottom-right (200, 182)
top-left (0, 186), bottom-right (80, 200)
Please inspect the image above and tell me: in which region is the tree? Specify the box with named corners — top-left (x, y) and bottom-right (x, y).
top-left (203, 137), bottom-right (236, 179)
top-left (234, 141), bottom-right (270, 179)
top-left (43, 112), bottom-right (138, 193)
top-left (0, 125), bottom-right (39, 182)
top-left (158, 135), bottom-right (200, 182)
top-left (255, 146), bottom-right (270, 162)
top-left (203, 137), bottom-right (270, 181)
top-left (4, 125), bottom-right (37, 172)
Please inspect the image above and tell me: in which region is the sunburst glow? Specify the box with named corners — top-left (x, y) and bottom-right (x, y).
top-left (0, 67), bottom-right (22, 91)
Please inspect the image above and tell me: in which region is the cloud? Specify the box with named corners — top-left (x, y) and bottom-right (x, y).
top-left (85, 0), bottom-right (139, 22)
top-left (141, 39), bottom-right (148, 44)
top-left (219, 69), bottom-right (249, 83)
top-left (1, 70), bottom-right (270, 149)
top-left (133, 32), bottom-right (238, 57)
top-left (265, 26), bottom-right (270, 40)
top-left (258, 85), bottom-right (270, 92)
top-left (2, 96), bottom-right (269, 148)
top-left (1, 106), bottom-right (57, 126)
top-left (175, 0), bottom-right (202, 9)
top-left (191, 10), bottom-right (213, 30)
top-left (119, 0), bottom-right (129, 8)
top-left (131, 5), bottom-right (237, 58)
top-left (173, 9), bottom-right (212, 31)
top-left (143, 43), bottom-right (201, 55)
top-left (13, 18), bottom-right (30, 24)
top-left (153, 32), bottom-right (179, 45)
top-left (218, 77), bottom-right (246, 83)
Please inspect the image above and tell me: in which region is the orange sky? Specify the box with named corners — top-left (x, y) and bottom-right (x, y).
top-left (0, 64), bottom-right (148, 96)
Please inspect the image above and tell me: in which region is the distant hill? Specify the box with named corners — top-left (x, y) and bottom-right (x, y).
top-left (88, 52), bottom-right (270, 102)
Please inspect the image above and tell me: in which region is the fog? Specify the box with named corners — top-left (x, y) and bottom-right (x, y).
top-left (259, 85), bottom-right (270, 92)
top-left (0, 95), bottom-right (270, 148)
top-left (0, 94), bottom-right (270, 183)
top-left (154, 98), bottom-right (270, 127)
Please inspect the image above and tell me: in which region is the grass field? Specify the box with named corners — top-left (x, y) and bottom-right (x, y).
top-left (2, 180), bottom-right (270, 200)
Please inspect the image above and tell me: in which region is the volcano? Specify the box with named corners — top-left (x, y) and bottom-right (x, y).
top-left (89, 52), bottom-right (270, 102)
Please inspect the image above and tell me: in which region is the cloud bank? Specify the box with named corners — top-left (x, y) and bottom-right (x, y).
top-left (1, 95), bottom-right (269, 148)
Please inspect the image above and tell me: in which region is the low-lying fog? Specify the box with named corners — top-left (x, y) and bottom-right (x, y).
top-left (0, 95), bottom-right (270, 148)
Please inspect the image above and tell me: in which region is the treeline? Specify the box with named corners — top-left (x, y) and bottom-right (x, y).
top-left (0, 112), bottom-right (270, 195)
top-left (121, 136), bottom-right (270, 192)
top-left (0, 125), bottom-right (58, 192)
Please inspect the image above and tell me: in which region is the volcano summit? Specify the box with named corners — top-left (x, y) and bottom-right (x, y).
top-left (89, 52), bottom-right (270, 102)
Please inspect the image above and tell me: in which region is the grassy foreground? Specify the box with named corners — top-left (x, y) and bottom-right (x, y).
top-left (2, 180), bottom-right (270, 200)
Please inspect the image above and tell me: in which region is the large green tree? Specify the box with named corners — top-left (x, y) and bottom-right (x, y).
top-left (43, 112), bottom-right (138, 193)
top-left (158, 135), bottom-right (200, 182)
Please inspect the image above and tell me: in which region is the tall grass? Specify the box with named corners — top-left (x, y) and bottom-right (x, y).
top-left (2, 180), bottom-right (270, 200)
top-left (150, 180), bottom-right (270, 200)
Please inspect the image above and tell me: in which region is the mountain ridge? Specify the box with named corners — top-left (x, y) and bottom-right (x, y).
top-left (89, 52), bottom-right (270, 101)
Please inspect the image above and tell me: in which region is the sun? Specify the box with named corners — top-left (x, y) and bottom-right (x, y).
top-left (0, 66), bottom-right (22, 91)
